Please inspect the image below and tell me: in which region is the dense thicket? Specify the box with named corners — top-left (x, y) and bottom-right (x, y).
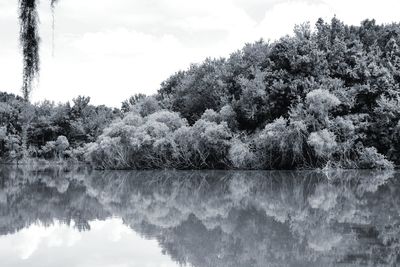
top-left (0, 92), bottom-right (120, 162)
top-left (4, 17), bottom-right (400, 169)
top-left (87, 18), bottom-right (400, 169)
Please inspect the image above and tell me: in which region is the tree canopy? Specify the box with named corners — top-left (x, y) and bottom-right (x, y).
top-left (6, 17), bottom-right (400, 169)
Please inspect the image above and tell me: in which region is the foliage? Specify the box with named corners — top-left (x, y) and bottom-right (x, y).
top-left (85, 110), bottom-right (233, 169)
top-left (0, 92), bottom-right (119, 162)
top-left (307, 129), bottom-right (337, 158)
top-left (8, 16), bottom-right (400, 169)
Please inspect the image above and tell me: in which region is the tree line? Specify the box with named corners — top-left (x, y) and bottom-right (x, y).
top-left (0, 93), bottom-right (119, 162)
top-left (3, 17), bottom-right (400, 169)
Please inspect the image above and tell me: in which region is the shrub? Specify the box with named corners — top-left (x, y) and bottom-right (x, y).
top-left (219, 104), bottom-right (238, 130)
top-left (228, 139), bottom-right (255, 169)
top-left (357, 146), bottom-right (394, 169)
top-left (307, 130), bottom-right (337, 159)
top-left (55, 136), bottom-right (69, 157)
top-left (85, 110), bottom-right (232, 169)
top-left (180, 119), bottom-right (232, 168)
top-left (252, 118), bottom-right (309, 169)
top-left (306, 89), bottom-right (340, 119)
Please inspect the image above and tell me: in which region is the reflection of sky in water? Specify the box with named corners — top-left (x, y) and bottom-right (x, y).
top-left (0, 218), bottom-right (181, 267)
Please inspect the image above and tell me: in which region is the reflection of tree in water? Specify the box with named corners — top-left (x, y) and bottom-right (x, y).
top-left (0, 167), bottom-right (399, 266)
top-left (0, 166), bottom-right (108, 234)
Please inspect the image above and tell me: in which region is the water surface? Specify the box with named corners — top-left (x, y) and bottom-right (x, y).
top-left (0, 167), bottom-right (399, 266)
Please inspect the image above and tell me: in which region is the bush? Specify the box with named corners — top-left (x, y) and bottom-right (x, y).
top-left (251, 118), bottom-right (310, 169)
top-left (307, 130), bottom-right (337, 159)
top-left (305, 89), bottom-right (340, 119)
top-left (228, 139), bottom-right (255, 169)
top-left (357, 146), bottom-right (394, 169)
top-left (55, 136), bottom-right (69, 156)
top-left (85, 110), bottom-right (233, 169)
top-left (6, 17), bottom-right (400, 170)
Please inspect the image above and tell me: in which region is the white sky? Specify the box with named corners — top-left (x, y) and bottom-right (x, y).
top-left (1, 0), bottom-right (400, 107)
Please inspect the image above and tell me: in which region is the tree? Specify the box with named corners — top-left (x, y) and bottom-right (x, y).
top-left (160, 58), bottom-right (229, 124)
top-left (9, 15), bottom-right (400, 169)
top-left (121, 94), bottom-right (146, 113)
top-left (55, 135), bottom-right (69, 158)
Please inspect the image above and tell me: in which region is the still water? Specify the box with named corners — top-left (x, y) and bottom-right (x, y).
top-left (0, 166), bottom-right (399, 267)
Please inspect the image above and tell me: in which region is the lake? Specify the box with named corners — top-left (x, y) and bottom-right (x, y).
top-left (0, 166), bottom-right (399, 267)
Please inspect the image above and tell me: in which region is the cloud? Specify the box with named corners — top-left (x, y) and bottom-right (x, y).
top-left (35, 28), bottom-right (195, 106)
top-left (6, 222), bottom-right (81, 260)
top-left (256, 1), bottom-right (333, 40)
top-left (0, 219), bottom-right (180, 267)
top-left (322, 0), bottom-right (400, 24)
top-left (72, 28), bottom-right (182, 57)
top-left (1, 0), bottom-right (400, 106)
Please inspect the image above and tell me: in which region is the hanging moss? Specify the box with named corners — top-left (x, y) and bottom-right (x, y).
top-left (50, 0), bottom-right (58, 8)
top-left (18, 0), bottom-right (40, 101)
top-left (18, 0), bottom-right (59, 101)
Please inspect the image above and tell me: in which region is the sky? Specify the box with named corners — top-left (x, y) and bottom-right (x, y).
top-left (1, 0), bottom-right (400, 107)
